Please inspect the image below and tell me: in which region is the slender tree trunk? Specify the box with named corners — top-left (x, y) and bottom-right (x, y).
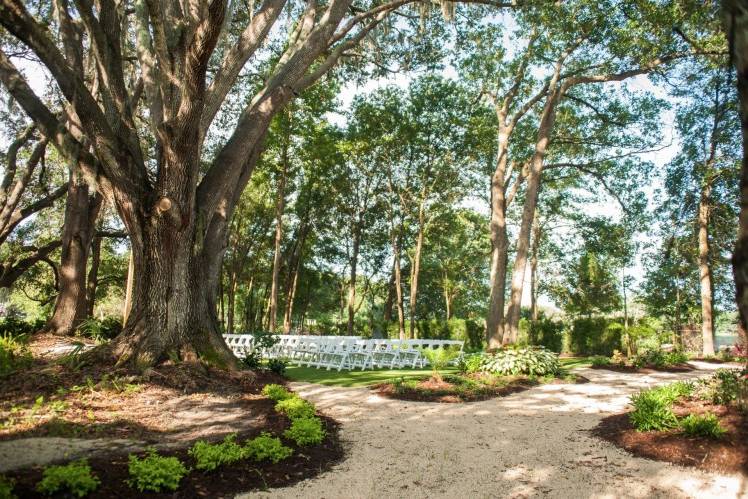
top-left (623, 267), bottom-right (632, 356)
top-left (392, 238), bottom-right (406, 340)
top-left (383, 259), bottom-right (395, 323)
top-left (347, 224), bottom-right (361, 335)
top-left (44, 172), bottom-right (102, 335)
top-left (226, 270), bottom-right (237, 335)
top-left (269, 161), bottom-right (288, 333)
top-left (504, 88), bottom-right (564, 344)
top-left (530, 213), bottom-right (540, 323)
top-left (85, 235), bottom-right (102, 317)
top-left (699, 182), bottom-right (716, 356)
top-left (443, 271), bottom-right (453, 321)
top-left (487, 130), bottom-right (510, 348)
top-left (408, 199), bottom-right (426, 340)
top-left (283, 230), bottom-right (305, 334)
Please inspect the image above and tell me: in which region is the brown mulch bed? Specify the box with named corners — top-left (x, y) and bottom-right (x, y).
top-left (590, 363), bottom-right (694, 374)
top-left (6, 416), bottom-right (344, 498)
top-left (374, 373), bottom-right (589, 403)
top-left (593, 399), bottom-right (748, 475)
top-left (1, 334), bottom-right (346, 496)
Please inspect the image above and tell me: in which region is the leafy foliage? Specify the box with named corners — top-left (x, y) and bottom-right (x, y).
top-left (127, 450), bottom-right (188, 493)
top-left (267, 358), bottom-right (288, 375)
top-left (275, 396), bottom-right (316, 420)
top-left (262, 384), bottom-right (293, 402)
top-left (0, 476), bottom-right (14, 499)
top-left (420, 347), bottom-right (460, 376)
top-left (590, 356), bottom-right (610, 367)
top-left (239, 332), bottom-right (280, 370)
top-left (479, 347), bottom-right (560, 376)
top-left (189, 434), bottom-right (246, 472)
top-left (283, 417), bottom-right (326, 446)
top-left (36, 460), bottom-right (99, 497)
top-left (244, 433), bottom-right (293, 463)
top-left (629, 382), bottom-right (693, 431)
top-left (694, 369), bottom-right (748, 408)
top-left (0, 333), bottom-right (32, 378)
top-left (680, 413), bottom-right (727, 439)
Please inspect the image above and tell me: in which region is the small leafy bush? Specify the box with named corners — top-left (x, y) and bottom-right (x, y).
top-left (421, 347), bottom-right (460, 372)
top-left (457, 353), bottom-right (483, 374)
top-left (275, 396), bottom-right (316, 420)
top-left (262, 383), bottom-right (293, 402)
top-left (0, 333), bottom-right (32, 378)
top-left (240, 332), bottom-right (280, 370)
top-left (283, 416), bottom-right (325, 446)
top-left (267, 358), bottom-right (288, 375)
top-left (127, 450), bottom-right (188, 492)
top-left (680, 413), bottom-right (727, 439)
top-left (663, 350), bottom-right (688, 365)
top-left (76, 317), bottom-right (122, 342)
top-left (590, 356), bottom-right (610, 367)
top-left (36, 459), bottom-right (99, 497)
top-left (628, 382), bottom-right (692, 431)
top-left (629, 390), bottom-right (679, 431)
top-left (694, 368), bottom-right (748, 408)
top-left (244, 433), bottom-right (293, 463)
top-left (0, 475), bottom-right (14, 499)
top-left (610, 349), bottom-right (626, 365)
top-left (189, 434), bottom-right (246, 471)
top-left (480, 346), bottom-right (560, 376)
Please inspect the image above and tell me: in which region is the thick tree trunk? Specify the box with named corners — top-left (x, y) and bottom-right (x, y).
top-left (44, 173), bottom-right (102, 336)
top-left (408, 200), bottom-right (426, 340)
top-left (699, 182), bottom-right (716, 356)
top-left (487, 131), bottom-right (510, 348)
top-left (85, 235), bottom-right (102, 317)
top-left (504, 88), bottom-right (563, 344)
top-left (724, 1), bottom-right (748, 364)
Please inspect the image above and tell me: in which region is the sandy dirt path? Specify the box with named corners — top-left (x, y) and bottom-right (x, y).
top-left (242, 362), bottom-right (746, 499)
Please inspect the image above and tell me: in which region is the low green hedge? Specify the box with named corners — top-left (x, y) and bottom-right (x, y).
top-left (385, 319), bottom-right (484, 350)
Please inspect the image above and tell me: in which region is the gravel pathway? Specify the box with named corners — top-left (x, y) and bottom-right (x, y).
top-left (242, 362), bottom-right (746, 499)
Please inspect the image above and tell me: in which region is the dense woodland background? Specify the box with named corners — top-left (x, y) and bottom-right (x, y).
top-left (0, 0), bottom-right (746, 363)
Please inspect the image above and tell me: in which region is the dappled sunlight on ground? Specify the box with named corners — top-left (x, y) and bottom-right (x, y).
top-left (238, 362), bottom-right (745, 499)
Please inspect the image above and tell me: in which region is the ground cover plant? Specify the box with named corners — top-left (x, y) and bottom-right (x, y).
top-left (589, 347), bottom-right (693, 373)
top-left (36, 460), bottom-right (99, 497)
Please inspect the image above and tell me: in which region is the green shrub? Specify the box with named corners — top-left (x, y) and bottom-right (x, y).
top-left (527, 318), bottom-right (564, 352)
top-left (480, 346), bottom-right (560, 376)
top-left (244, 432), bottom-right (293, 463)
top-left (457, 353), bottom-right (483, 374)
top-left (386, 319), bottom-right (484, 350)
top-left (127, 450), bottom-right (188, 492)
top-left (680, 413), bottom-right (727, 439)
top-left (568, 318), bottom-right (623, 356)
top-left (629, 390), bottom-right (679, 431)
top-left (262, 384), bottom-right (293, 402)
top-left (663, 350), bottom-right (688, 365)
top-left (275, 396), bottom-right (316, 420)
top-left (0, 476), bottom-right (14, 499)
top-left (421, 346), bottom-right (460, 377)
top-left (694, 368), bottom-right (748, 407)
top-left (76, 317), bottom-right (122, 342)
top-left (0, 317), bottom-right (44, 338)
top-left (590, 356), bottom-right (610, 367)
top-left (189, 434), bottom-right (246, 471)
top-left (0, 333), bottom-right (32, 378)
top-left (36, 460), bottom-right (99, 497)
top-left (283, 416), bottom-right (325, 446)
top-left (628, 383), bottom-right (692, 431)
top-left (610, 349), bottom-right (626, 365)
top-left (267, 358), bottom-right (288, 375)
top-left (240, 332), bottom-right (280, 370)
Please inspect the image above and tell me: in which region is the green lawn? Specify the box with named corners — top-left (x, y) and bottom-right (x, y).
top-left (283, 357), bottom-right (592, 387)
top-left (559, 357), bottom-right (593, 369)
top-left (284, 365), bottom-right (457, 387)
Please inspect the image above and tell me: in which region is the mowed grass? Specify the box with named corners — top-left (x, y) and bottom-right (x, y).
top-left (559, 357), bottom-right (593, 369)
top-left (284, 365), bottom-right (458, 387)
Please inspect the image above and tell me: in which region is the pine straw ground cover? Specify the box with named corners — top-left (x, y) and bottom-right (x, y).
top-left (0, 335), bottom-right (343, 497)
top-left (374, 371), bottom-right (588, 403)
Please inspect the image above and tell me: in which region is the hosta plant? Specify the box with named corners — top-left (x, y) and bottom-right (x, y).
top-left (479, 346), bottom-right (560, 376)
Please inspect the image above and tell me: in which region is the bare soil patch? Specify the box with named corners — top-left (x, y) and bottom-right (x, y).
top-left (593, 398), bottom-right (748, 475)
